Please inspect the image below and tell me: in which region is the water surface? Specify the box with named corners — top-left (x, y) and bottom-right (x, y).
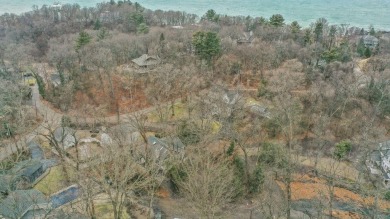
top-left (0, 0), bottom-right (389, 30)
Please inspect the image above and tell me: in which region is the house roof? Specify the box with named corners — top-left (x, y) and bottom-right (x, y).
top-left (148, 136), bottom-right (185, 152)
top-left (237, 37), bottom-right (254, 43)
top-left (0, 174), bottom-right (13, 194)
top-left (161, 136), bottom-right (186, 152)
top-left (11, 159), bottom-right (43, 179)
top-left (363, 35), bottom-right (379, 43)
top-left (0, 189), bottom-right (49, 219)
top-left (237, 31), bottom-right (254, 44)
top-left (132, 54), bottom-right (160, 67)
top-left (248, 104), bottom-right (271, 118)
top-left (148, 136), bottom-right (169, 161)
top-left (369, 150), bottom-right (382, 162)
top-left (0, 160), bottom-right (43, 193)
top-left (54, 127), bottom-right (76, 150)
top-left (50, 185), bottom-right (79, 208)
top-left (107, 124), bottom-right (141, 146)
top-left (223, 90), bottom-right (240, 105)
top-left (379, 140), bottom-right (390, 149)
top-left (41, 159), bottom-right (58, 171)
top-left (147, 136), bottom-right (185, 161)
top-left (28, 141), bottom-right (45, 160)
top-left (51, 73), bottom-right (62, 87)
top-left (101, 133), bottom-right (113, 147)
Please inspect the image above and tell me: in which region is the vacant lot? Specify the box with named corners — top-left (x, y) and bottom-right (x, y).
top-left (298, 155), bottom-right (359, 181)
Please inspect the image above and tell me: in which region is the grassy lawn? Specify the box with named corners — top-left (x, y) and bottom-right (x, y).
top-left (191, 119), bottom-right (222, 135)
top-left (147, 102), bottom-right (188, 122)
top-left (40, 141), bottom-right (53, 157)
top-left (95, 204), bottom-right (130, 219)
top-left (211, 121), bottom-right (221, 133)
top-left (34, 165), bottom-right (73, 195)
top-left (245, 97), bottom-right (260, 106)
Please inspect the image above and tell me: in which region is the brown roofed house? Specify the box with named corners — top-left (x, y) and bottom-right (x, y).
top-left (132, 54), bottom-right (161, 68)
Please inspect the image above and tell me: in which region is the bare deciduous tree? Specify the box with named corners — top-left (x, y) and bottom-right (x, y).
top-left (172, 149), bottom-right (238, 218)
top-left (88, 142), bottom-right (159, 219)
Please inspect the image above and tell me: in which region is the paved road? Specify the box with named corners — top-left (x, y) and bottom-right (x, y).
top-left (0, 84), bottom-right (167, 161)
top-left (0, 85), bottom-right (62, 161)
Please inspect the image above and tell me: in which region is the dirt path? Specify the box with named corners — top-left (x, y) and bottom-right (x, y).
top-left (353, 59), bottom-right (370, 87)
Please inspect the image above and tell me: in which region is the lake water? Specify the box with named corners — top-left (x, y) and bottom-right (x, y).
top-left (0, 0), bottom-right (389, 30)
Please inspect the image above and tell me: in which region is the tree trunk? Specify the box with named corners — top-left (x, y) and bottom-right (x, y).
top-left (239, 143), bottom-right (251, 193)
top-left (106, 72), bottom-right (119, 123)
top-left (286, 172), bottom-right (291, 219)
top-left (329, 184), bottom-right (333, 219)
top-left (171, 100), bottom-right (175, 116)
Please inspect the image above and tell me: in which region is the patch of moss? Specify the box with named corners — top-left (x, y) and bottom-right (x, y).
top-left (34, 166), bottom-right (74, 195)
top-left (95, 204), bottom-right (130, 219)
top-left (211, 121), bottom-right (221, 133)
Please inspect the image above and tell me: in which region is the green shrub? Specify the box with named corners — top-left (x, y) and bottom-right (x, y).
top-left (248, 165), bottom-right (265, 194)
top-left (232, 156), bottom-right (245, 196)
top-left (384, 191), bottom-right (390, 201)
top-left (226, 141), bottom-right (235, 156)
top-left (334, 140), bottom-right (352, 160)
top-left (259, 142), bottom-right (287, 168)
top-left (263, 119), bottom-right (281, 138)
top-left (177, 121), bottom-right (201, 145)
top-left (167, 164), bottom-right (187, 194)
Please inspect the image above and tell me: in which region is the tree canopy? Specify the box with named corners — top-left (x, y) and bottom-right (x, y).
top-left (202, 9), bottom-right (219, 22)
top-left (75, 31), bottom-right (92, 52)
top-left (269, 14), bottom-right (285, 27)
top-left (192, 31), bottom-right (221, 64)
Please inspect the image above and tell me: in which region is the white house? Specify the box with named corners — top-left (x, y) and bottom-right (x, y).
top-left (366, 140), bottom-right (390, 187)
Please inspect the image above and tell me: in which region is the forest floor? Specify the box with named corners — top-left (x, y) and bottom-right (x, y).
top-left (0, 107), bottom-right (42, 145)
top-left (297, 155), bottom-right (360, 181)
top-left (278, 174), bottom-right (390, 218)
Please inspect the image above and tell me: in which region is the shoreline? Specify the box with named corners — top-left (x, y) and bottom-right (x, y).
top-left (0, 1), bottom-right (389, 31)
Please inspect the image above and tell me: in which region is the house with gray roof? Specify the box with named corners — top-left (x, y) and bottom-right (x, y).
top-left (0, 189), bottom-right (51, 219)
top-left (247, 104), bottom-right (271, 119)
top-left (11, 160), bottom-right (44, 185)
top-left (54, 127), bottom-right (76, 150)
top-left (366, 140), bottom-right (390, 187)
top-left (222, 90), bottom-right (240, 105)
top-left (1, 142), bottom-right (49, 195)
top-left (28, 142), bottom-right (44, 160)
top-left (237, 31), bottom-right (254, 45)
top-left (50, 185), bottom-right (80, 208)
top-left (132, 54), bottom-right (161, 68)
top-left (362, 35), bottom-right (379, 49)
top-left (147, 136), bottom-right (185, 162)
top-left (0, 174), bottom-right (13, 197)
top-left (0, 159), bottom-right (46, 195)
top-left (50, 73), bottom-right (62, 87)
top-left (204, 87), bottom-right (243, 118)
